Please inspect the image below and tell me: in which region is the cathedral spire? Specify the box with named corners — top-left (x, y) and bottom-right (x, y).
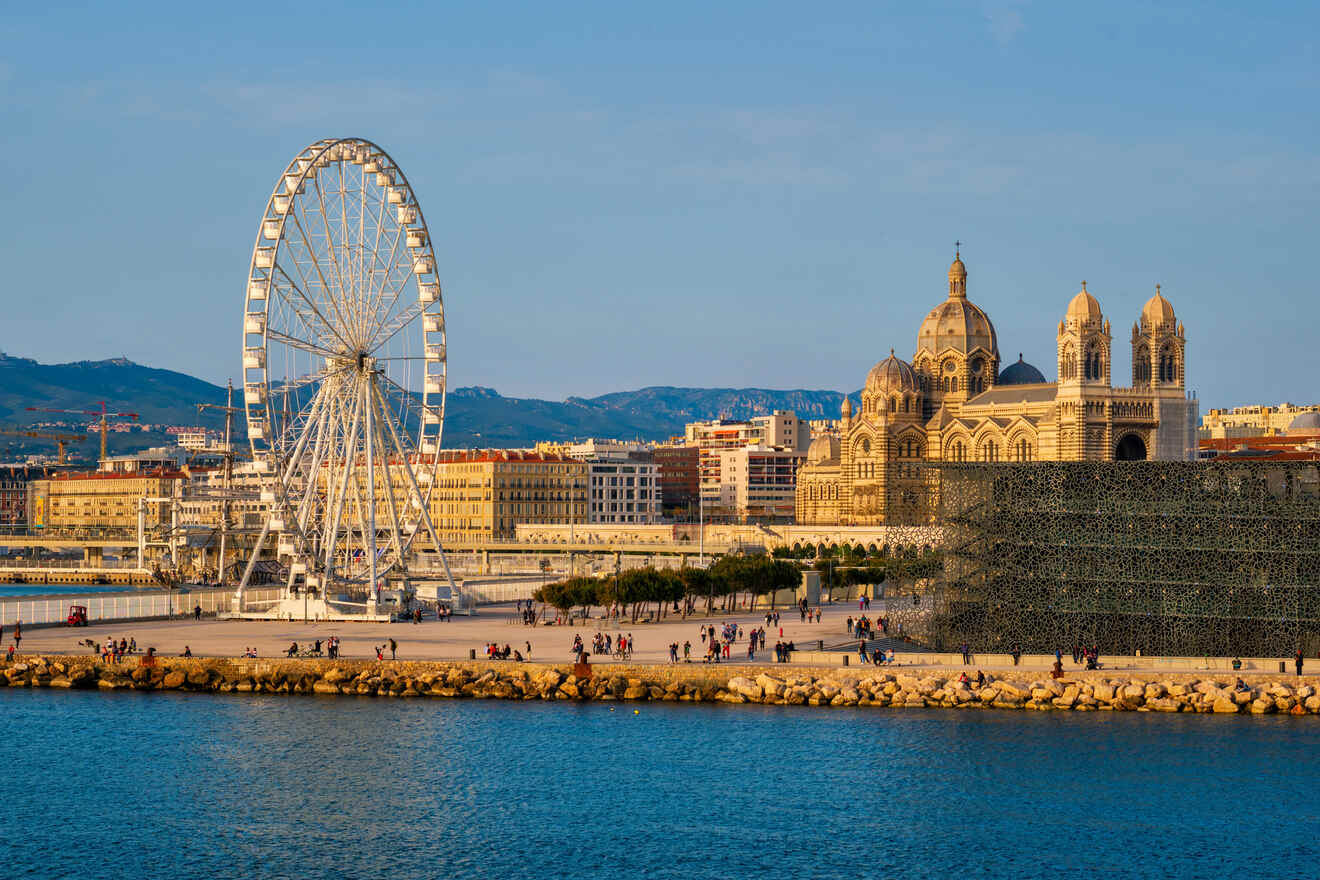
top-left (948, 246), bottom-right (967, 299)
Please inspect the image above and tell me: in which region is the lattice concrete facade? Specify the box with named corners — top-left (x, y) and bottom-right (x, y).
top-left (929, 461), bottom-right (1320, 656)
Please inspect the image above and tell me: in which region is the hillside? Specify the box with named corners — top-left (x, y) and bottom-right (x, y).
top-left (0, 354), bottom-right (856, 457)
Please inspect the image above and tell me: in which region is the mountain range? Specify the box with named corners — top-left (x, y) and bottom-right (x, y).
top-left (0, 354), bottom-right (855, 457)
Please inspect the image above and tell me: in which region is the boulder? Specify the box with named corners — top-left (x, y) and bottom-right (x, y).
top-left (162, 671), bottom-right (187, 689)
top-left (726, 677), bottom-right (764, 701)
top-left (323, 667), bottom-right (350, 684)
top-left (1092, 683), bottom-right (1115, 702)
top-left (312, 679), bottom-right (340, 695)
top-left (622, 685), bottom-right (649, 701)
top-left (1249, 698), bottom-right (1276, 714)
top-left (755, 674), bottom-right (785, 698)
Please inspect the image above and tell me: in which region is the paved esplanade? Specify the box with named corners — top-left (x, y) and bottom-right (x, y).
top-left (17, 602), bottom-right (824, 665)
top-left (14, 601), bottom-right (1313, 680)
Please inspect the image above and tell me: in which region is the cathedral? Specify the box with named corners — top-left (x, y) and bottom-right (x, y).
top-left (795, 250), bottom-right (1199, 525)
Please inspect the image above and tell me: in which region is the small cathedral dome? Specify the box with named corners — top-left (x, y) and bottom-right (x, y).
top-left (806, 434), bottom-right (841, 464)
top-left (840, 396), bottom-right (853, 418)
top-left (1142, 285), bottom-right (1176, 327)
top-left (1066, 282), bottom-right (1102, 323)
top-left (998, 353), bottom-right (1047, 385)
top-left (865, 350), bottom-right (920, 395)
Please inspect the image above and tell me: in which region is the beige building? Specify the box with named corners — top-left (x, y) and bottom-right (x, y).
top-left (427, 450), bottom-right (587, 547)
top-left (797, 251), bottom-right (1199, 525)
top-left (30, 469), bottom-right (183, 534)
top-left (1200, 403), bottom-right (1320, 439)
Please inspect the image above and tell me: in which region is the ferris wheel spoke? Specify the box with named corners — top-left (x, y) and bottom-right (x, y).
top-left (289, 201), bottom-right (356, 344)
top-left (272, 265), bottom-right (351, 351)
top-left (360, 208), bottom-right (409, 345)
top-left (367, 302), bottom-right (425, 354)
top-left (309, 173), bottom-right (355, 340)
top-left (267, 328), bottom-right (342, 360)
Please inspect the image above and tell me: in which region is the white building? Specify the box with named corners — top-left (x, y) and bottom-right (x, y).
top-left (684, 411), bottom-right (809, 514)
top-left (586, 457), bottom-right (661, 524)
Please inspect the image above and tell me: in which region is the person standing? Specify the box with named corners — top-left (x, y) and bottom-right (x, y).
top-left (389, 637), bottom-right (397, 660)
top-left (12, 620), bottom-right (20, 652)
top-left (961, 643), bottom-right (970, 665)
top-left (1296, 649), bottom-right (1305, 676)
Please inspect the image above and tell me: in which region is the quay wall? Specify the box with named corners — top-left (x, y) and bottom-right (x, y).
top-left (5, 655), bottom-right (1320, 717)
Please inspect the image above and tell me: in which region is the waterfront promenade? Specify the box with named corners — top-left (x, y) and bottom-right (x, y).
top-left (10, 600), bottom-right (1314, 680)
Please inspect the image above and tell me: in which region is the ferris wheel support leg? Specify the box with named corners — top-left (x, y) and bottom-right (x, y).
top-left (369, 381), bottom-right (463, 610)
top-left (365, 379), bottom-right (378, 617)
top-left (236, 519), bottom-right (272, 612)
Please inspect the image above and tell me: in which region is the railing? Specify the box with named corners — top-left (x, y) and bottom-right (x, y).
top-left (0, 586), bottom-right (281, 627)
top-left (0, 558), bottom-right (142, 570)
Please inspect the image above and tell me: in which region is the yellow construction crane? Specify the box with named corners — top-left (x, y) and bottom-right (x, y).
top-left (0, 428), bottom-right (88, 464)
top-left (26, 402), bottom-right (139, 461)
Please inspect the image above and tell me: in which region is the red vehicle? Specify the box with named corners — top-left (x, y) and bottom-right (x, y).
top-left (65, 605), bottom-right (88, 627)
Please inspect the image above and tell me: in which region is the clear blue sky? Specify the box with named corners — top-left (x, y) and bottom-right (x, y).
top-left (1, 2), bottom-right (1315, 408)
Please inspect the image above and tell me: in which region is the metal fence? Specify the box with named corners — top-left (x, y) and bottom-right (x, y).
top-left (0, 587), bottom-right (281, 627)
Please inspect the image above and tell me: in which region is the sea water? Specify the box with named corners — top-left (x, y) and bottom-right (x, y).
top-left (3, 690), bottom-right (1317, 879)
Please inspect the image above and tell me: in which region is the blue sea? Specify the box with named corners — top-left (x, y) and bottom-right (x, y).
top-left (0, 583), bottom-right (143, 598)
top-left (3, 690), bottom-right (1317, 879)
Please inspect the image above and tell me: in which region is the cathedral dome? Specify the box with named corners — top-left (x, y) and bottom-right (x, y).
top-left (1142, 285), bottom-right (1176, 327)
top-left (865, 350), bottom-right (920, 395)
top-left (918, 299), bottom-right (998, 356)
top-left (1287, 412), bottom-right (1320, 433)
top-left (917, 252), bottom-right (997, 357)
top-left (998, 353), bottom-right (1047, 385)
top-left (841, 396), bottom-right (853, 418)
top-left (806, 434), bottom-right (840, 464)
top-left (1066, 282), bottom-right (1102, 323)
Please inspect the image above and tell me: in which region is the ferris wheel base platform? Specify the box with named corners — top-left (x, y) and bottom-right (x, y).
top-left (220, 596), bottom-right (393, 623)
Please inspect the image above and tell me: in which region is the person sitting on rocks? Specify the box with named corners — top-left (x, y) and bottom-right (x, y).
top-left (975, 670), bottom-right (985, 688)
top-left (286, 642), bottom-right (298, 658)
top-left (182, 646), bottom-right (192, 658)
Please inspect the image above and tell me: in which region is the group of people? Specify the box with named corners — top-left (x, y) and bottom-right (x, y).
top-left (285, 640), bottom-right (324, 658)
top-left (97, 636), bottom-right (138, 663)
top-left (515, 599), bottom-right (538, 625)
top-left (772, 640), bottom-right (797, 662)
top-left (795, 599), bottom-right (823, 623)
top-left (486, 641), bottom-right (529, 661)
top-left (863, 644), bottom-right (897, 665)
top-left (577, 632), bottom-right (632, 660)
top-left (667, 641), bottom-right (692, 662)
top-left (846, 615), bottom-right (889, 640)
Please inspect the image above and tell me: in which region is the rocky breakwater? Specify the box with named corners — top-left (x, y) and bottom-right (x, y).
top-left (3, 657), bottom-right (1320, 716)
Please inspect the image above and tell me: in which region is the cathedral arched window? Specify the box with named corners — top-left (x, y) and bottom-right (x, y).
top-left (950, 377), bottom-right (959, 393)
top-left (889, 397), bottom-right (896, 413)
top-left (1134, 344), bottom-right (1151, 385)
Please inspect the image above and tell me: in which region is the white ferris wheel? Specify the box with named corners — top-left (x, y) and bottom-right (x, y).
top-left (236, 137), bottom-right (453, 614)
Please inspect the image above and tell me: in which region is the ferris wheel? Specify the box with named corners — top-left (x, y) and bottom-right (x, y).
top-left (236, 137), bottom-right (452, 610)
